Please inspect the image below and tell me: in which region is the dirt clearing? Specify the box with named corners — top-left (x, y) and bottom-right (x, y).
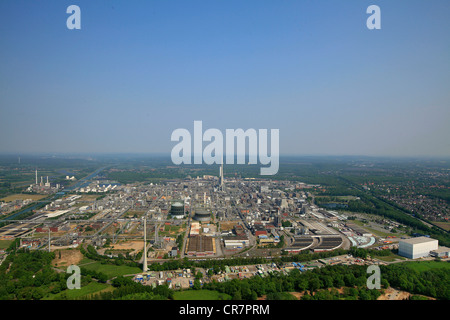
top-left (53, 249), bottom-right (84, 267)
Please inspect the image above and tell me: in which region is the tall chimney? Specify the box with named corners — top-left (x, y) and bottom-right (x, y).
top-left (143, 216), bottom-right (148, 272)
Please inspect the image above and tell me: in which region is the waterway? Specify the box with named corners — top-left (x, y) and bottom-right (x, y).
top-left (0, 166), bottom-right (109, 221)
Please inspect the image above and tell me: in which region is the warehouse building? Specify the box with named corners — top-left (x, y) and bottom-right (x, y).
top-left (223, 235), bottom-right (250, 249)
top-left (398, 236), bottom-right (438, 259)
top-left (430, 246), bottom-right (450, 258)
top-left (186, 235), bottom-right (215, 256)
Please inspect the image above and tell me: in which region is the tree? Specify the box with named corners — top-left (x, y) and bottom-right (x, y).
top-left (32, 287), bottom-right (45, 300)
top-left (193, 279), bottom-right (201, 290)
top-left (232, 290), bottom-right (242, 300)
top-left (308, 277), bottom-right (322, 293)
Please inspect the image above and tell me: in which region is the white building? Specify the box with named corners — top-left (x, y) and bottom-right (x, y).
top-left (430, 246), bottom-right (450, 258)
top-left (223, 236), bottom-right (250, 249)
top-left (398, 237), bottom-right (438, 259)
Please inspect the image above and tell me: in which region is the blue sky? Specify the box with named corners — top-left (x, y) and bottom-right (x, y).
top-left (1, 0), bottom-right (449, 157)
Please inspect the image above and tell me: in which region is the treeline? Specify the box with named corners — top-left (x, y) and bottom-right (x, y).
top-left (344, 195), bottom-right (424, 228)
top-left (0, 249), bottom-right (68, 300)
top-left (2, 250), bottom-right (448, 300)
top-left (349, 247), bottom-right (392, 259)
top-left (336, 195), bottom-right (450, 247)
top-left (142, 249), bottom-right (349, 273)
top-left (176, 233), bottom-right (184, 250)
top-left (80, 245), bottom-right (142, 269)
top-left (202, 264), bottom-right (384, 300)
top-left (79, 244), bottom-right (349, 275)
top-left (6, 238), bottom-right (21, 252)
top-left (81, 243), bottom-right (349, 274)
top-left (381, 263), bottom-right (449, 300)
top-left (0, 249), bottom-right (171, 300)
top-left (423, 188), bottom-right (450, 202)
top-left (86, 276), bottom-right (172, 300)
top-left (79, 267), bottom-right (108, 283)
top-left (315, 196), bottom-right (349, 204)
top-left (337, 177), bottom-right (450, 247)
top-left (201, 261), bottom-right (449, 300)
top-left (375, 196), bottom-right (450, 245)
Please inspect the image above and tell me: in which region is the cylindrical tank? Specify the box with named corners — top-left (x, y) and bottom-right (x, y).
top-left (193, 207), bottom-right (211, 222)
top-left (170, 201), bottom-right (185, 217)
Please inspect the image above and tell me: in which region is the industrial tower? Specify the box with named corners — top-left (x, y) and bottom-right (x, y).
top-left (142, 215), bottom-right (148, 272)
top-left (219, 163), bottom-right (224, 191)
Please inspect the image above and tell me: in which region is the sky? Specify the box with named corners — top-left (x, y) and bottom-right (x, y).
top-left (1, 0), bottom-right (449, 157)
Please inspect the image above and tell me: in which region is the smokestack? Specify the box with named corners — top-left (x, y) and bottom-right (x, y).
top-left (48, 227), bottom-right (51, 252)
top-left (219, 163), bottom-right (224, 191)
top-left (143, 216), bottom-right (148, 272)
top-left (36, 169), bottom-right (38, 185)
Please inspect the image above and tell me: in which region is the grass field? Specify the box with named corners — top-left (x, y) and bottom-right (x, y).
top-left (374, 254), bottom-right (406, 262)
top-left (433, 221), bottom-right (450, 231)
top-left (403, 260), bottom-right (450, 272)
top-left (0, 240), bottom-right (12, 249)
top-left (79, 261), bottom-right (142, 279)
top-left (351, 219), bottom-right (407, 238)
top-left (0, 194), bottom-right (47, 202)
top-left (44, 282), bottom-right (113, 300)
top-left (164, 225), bottom-right (181, 233)
top-left (173, 289), bottom-right (231, 300)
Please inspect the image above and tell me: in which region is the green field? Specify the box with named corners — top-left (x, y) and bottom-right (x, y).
top-left (351, 219), bottom-right (407, 238)
top-left (403, 260), bottom-right (450, 272)
top-left (373, 253), bottom-right (406, 262)
top-left (433, 221), bottom-right (450, 231)
top-left (0, 240), bottom-right (12, 249)
top-left (44, 282), bottom-right (113, 300)
top-left (0, 194), bottom-right (48, 202)
top-left (79, 261), bottom-right (142, 279)
top-left (173, 289), bottom-right (231, 300)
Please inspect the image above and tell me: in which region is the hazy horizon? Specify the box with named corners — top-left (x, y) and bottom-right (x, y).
top-left (2, 152), bottom-right (450, 162)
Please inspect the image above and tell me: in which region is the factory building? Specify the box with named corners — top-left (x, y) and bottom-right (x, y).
top-left (430, 246), bottom-right (450, 258)
top-left (398, 236), bottom-right (438, 259)
top-left (186, 235), bottom-right (215, 256)
top-left (223, 235), bottom-right (250, 249)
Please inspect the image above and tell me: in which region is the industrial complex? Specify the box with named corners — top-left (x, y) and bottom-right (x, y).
top-left (1, 163), bottom-right (449, 294)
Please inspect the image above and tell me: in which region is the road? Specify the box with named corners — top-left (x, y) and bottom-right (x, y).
top-left (93, 206), bottom-right (131, 237)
